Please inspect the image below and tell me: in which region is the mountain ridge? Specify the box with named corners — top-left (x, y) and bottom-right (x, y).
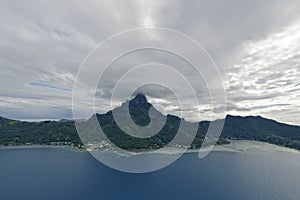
top-left (0, 94), bottom-right (299, 151)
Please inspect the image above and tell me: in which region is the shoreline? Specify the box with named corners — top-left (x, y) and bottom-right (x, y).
top-left (1, 140), bottom-right (299, 155)
top-left (0, 145), bottom-right (84, 152)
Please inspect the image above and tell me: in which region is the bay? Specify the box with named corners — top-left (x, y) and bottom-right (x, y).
top-left (0, 147), bottom-right (300, 200)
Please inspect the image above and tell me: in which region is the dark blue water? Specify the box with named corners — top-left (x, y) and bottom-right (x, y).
top-left (0, 148), bottom-right (300, 200)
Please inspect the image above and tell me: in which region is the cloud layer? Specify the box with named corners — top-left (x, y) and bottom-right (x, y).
top-left (0, 0), bottom-right (299, 125)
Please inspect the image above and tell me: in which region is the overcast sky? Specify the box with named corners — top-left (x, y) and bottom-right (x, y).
top-left (0, 0), bottom-right (300, 125)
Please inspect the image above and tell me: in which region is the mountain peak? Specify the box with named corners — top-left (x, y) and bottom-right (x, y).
top-left (129, 93), bottom-right (150, 107)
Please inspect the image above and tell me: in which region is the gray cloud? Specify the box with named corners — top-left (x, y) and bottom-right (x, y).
top-left (0, 0), bottom-right (300, 125)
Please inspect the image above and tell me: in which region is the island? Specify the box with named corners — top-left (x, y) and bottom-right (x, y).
top-left (1, 94), bottom-right (299, 151)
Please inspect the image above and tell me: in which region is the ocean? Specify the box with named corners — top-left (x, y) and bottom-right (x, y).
top-left (0, 146), bottom-right (299, 200)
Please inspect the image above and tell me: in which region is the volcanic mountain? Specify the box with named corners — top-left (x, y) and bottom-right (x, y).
top-left (0, 94), bottom-right (300, 151)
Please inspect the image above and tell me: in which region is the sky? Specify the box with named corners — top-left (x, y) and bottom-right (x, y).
top-left (0, 0), bottom-right (300, 125)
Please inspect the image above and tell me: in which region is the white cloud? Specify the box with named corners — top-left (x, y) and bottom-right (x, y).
top-left (0, 0), bottom-right (300, 125)
top-left (225, 21), bottom-right (300, 124)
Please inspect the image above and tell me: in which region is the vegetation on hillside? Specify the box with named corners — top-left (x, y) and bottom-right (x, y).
top-left (0, 94), bottom-right (299, 151)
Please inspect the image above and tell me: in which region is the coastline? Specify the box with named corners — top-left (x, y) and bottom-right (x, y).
top-left (1, 140), bottom-right (299, 155)
top-left (208, 140), bottom-right (300, 154)
top-left (0, 144), bottom-right (84, 152)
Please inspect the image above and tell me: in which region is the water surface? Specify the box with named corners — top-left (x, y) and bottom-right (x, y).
top-left (0, 147), bottom-right (299, 200)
